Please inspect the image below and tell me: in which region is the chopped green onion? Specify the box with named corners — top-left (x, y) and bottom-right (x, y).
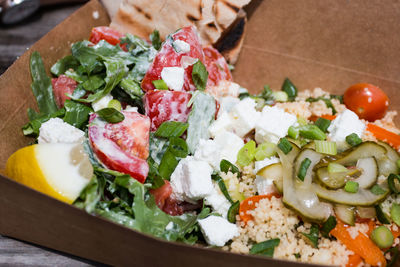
top-left (297, 117), bottom-right (308, 126)
top-left (249, 238), bottom-right (280, 257)
top-left (107, 99), bottom-right (122, 111)
top-left (96, 108), bottom-right (125, 123)
top-left (220, 159), bottom-right (240, 175)
top-left (346, 133), bottom-right (362, 147)
top-left (299, 125), bottom-right (326, 140)
top-left (212, 174), bottom-right (234, 204)
top-left (281, 78), bottom-right (297, 101)
top-left (371, 226), bottom-right (394, 249)
top-left (320, 216), bottom-right (337, 238)
top-left (388, 173), bottom-right (400, 194)
top-left (152, 79), bottom-right (168, 90)
top-left (272, 91), bottom-right (288, 102)
top-left (315, 117), bottom-right (331, 132)
top-left (391, 203), bottom-right (400, 226)
top-left (327, 162), bottom-right (347, 173)
top-left (371, 184), bottom-right (387, 195)
top-left (301, 224), bottom-right (319, 248)
top-left (192, 61), bottom-right (208, 91)
top-left (344, 181), bottom-right (359, 193)
top-left (315, 140), bottom-right (337, 155)
top-left (155, 121), bottom-right (188, 138)
top-left (237, 140), bottom-right (256, 167)
top-left (288, 126), bottom-right (300, 139)
top-left (254, 142), bottom-right (276, 161)
top-left (297, 158), bottom-right (311, 181)
top-left (278, 138), bottom-right (292, 155)
top-left (227, 201), bottom-right (240, 223)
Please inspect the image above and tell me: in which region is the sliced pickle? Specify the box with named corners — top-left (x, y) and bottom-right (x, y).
top-left (353, 157), bottom-right (378, 189)
top-left (294, 149), bottom-right (323, 185)
top-left (357, 206), bottom-right (376, 219)
top-left (334, 142), bottom-right (386, 166)
top-left (334, 204), bottom-right (356, 226)
top-left (377, 142), bottom-right (400, 176)
top-left (256, 163), bottom-right (283, 195)
top-left (316, 167), bottom-right (347, 189)
top-left (312, 183), bottom-right (389, 206)
top-left (375, 204), bottom-right (391, 224)
top-left (277, 147), bottom-right (331, 223)
top-left (303, 141), bottom-right (315, 150)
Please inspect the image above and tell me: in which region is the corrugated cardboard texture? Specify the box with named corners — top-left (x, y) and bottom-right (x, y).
top-left (235, 0), bottom-right (400, 125)
top-left (0, 0), bottom-right (399, 266)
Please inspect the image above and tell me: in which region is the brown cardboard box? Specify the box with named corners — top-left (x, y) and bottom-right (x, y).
top-left (0, 0), bottom-right (399, 266)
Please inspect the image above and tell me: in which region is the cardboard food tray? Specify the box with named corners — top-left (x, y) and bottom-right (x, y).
top-left (0, 0), bottom-right (400, 266)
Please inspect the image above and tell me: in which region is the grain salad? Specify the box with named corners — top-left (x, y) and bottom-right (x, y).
top-left (5, 25), bottom-right (400, 267)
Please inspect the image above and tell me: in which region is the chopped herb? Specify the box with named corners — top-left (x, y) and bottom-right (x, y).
top-left (278, 138), bottom-right (293, 154)
top-left (297, 158), bottom-right (312, 181)
top-left (281, 78), bottom-right (298, 101)
top-left (301, 224), bottom-right (319, 248)
top-left (155, 121), bottom-right (188, 138)
top-left (294, 253), bottom-right (301, 259)
top-left (320, 216), bottom-right (337, 238)
top-left (192, 61), bottom-right (208, 91)
top-left (346, 133), bottom-right (362, 147)
top-left (96, 108), bottom-right (125, 123)
top-left (250, 238), bottom-right (280, 257)
top-left (212, 174), bottom-right (234, 204)
top-left (220, 160), bottom-right (240, 175)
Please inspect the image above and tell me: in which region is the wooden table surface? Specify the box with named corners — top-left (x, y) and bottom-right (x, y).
top-left (0, 3), bottom-right (101, 266)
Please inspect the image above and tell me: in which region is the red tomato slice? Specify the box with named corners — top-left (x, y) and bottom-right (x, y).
top-left (141, 26), bottom-right (205, 92)
top-left (144, 90), bottom-right (192, 131)
top-left (203, 46), bottom-right (232, 87)
top-left (88, 112), bottom-right (150, 183)
top-left (89, 26), bottom-right (127, 51)
top-left (150, 180), bottom-right (183, 216)
top-left (51, 75), bottom-right (77, 108)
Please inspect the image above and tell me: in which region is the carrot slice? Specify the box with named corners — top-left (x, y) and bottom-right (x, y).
top-left (330, 220), bottom-right (386, 267)
top-left (239, 193), bottom-right (281, 224)
top-left (366, 123), bottom-right (400, 150)
top-left (346, 253), bottom-right (363, 267)
top-left (309, 114), bottom-right (337, 122)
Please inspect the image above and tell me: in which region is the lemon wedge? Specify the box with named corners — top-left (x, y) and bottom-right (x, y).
top-left (5, 143), bottom-right (93, 204)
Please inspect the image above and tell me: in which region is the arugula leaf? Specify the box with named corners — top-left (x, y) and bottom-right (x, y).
top-left (320, 215), bottom-right (337, 238)
top-left (50, 55), bottom-right (80, 76)
top-left (192, 61), bottom-right (208, 91)
top-left (150, 30), bottom-right (162, 50)
top-left (29, 51), bottom-right (59, 115)
top-left (22, 108), bottom-right (66, 136)
top-left (158, 149), bottom-right (179, 179)
top-left (74, 176), bottom-right (102, 213)
top-left (186, 92), bottom-right (216, 154)
top-left (82, 74), bottom-right (105, 92)
top-left (220, 159), bottom-right (240, 176)
top-left (63, 100), bottom-right (92, 129)
top-left (96, 108), bottom-right (125, 123)
top-left (155, 121), bottom-right (188, 138)
top-left (120, 33), bottom-right (150, 55)
top-left (119, 78), bottom-right (144, 99)
top-left (301, 224), bottom-right (320, 248)
top-left (149, 133), bottom-right (170, 165)
top-left (146, 157), bottom-right (165, 189)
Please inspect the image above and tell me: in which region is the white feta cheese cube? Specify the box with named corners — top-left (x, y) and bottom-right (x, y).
top-left (198, 215), bottom-right (239, 247)
top-left (170, 157), bottom-right (214, 202)
top-left (213, 130), bottom-right (244, 165)
top-left (194, 139), bottom-right (220, 169)
top-left (230, 98), bottom-right (260, 137)
top-left (173, 39), bottom-right (191, 53)
top-left (208, 112), bottom-right (233, 138)
top-left (180, 56), bottom-right (198, 69)
top-left (218, 96), bottom-right (240, 116)
top-left (254, 156), bottom-right (280, 174)
top-left (161, 67), bottom-right (185, 91)
top-left (328, 109), bottom-right (366, 142)
top-left (204, 185), bottom-right (231, 218)
top-left (255, 106), bottom-right (297, 144)
top-left (38, 118), bottom-right (85, 144)
top-left (124, 105), bottom-right (138, 112)
top-left (92, 94), bottom-right (113, 112)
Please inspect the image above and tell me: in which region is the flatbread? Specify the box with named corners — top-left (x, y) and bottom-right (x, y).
top-left (100, 0), bottom-right (122, 19)
top-left (110, 0), bottom-right (250, 46)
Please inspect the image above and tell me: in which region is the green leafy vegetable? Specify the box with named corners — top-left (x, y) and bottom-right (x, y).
top-left (281, 78), bottom-right (297, 101)
top-left (168, 137), bottom-right (189, 158)
top-left (212, 174), bottom-right (234, 204)
top-left (301, 224), bottom-right (319, 248)
top-left (29, 51), bottom-right (59, 116)
top-left (155, 121), bottom-right (188, 138)
top-left (63, 100), bottom-right (92, 129)
top-left (96, 108), bottom-right (125, 123)
top-left (22, 108), bottom-right (66, 136)
top-left (119, 78), bottom-right (144, 99)
top-left (192, 61), bottom-right (208, 91)
top-left (320, 215), bottom-right (337, 238)
top-left (150, 30), bottom-right (162, 50)
top-left (220, 160), bottom-right (240, 175)
top-left (371, 184), bottom-right (387, 195)
top-left (82, 74), bottom-right (105, 92)
top-left (50, 55), bottom-right (80, 76)
top-left (250, 238), bottom-right (280, 257)
top-left (186, 92), bottom-right (216, 154)
top-left (149, 133), bottom-right (170, 165)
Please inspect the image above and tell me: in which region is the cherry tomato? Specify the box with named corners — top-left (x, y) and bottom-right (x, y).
top-left (89, 26), bottom-right (127, 51)
top-left (343, 83), bottom-right (389, 122)
top-left (51, 75), bottom-right (77, 108)
top-left (203, 46), bottom-right (232, 87)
